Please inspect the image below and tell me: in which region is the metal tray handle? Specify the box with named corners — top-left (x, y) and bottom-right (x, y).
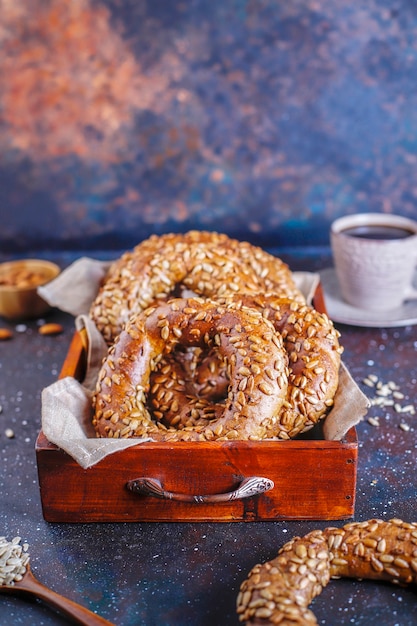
top-left (126, 476), bottom-right (274, 504)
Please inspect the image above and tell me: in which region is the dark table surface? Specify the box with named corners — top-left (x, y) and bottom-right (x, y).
top-left (0, 247), bottom-right (416, 626)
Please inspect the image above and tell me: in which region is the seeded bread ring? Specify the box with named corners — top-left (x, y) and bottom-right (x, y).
top-left (237, 518), bottom-right (417, 625)
top-left (218, 295), bottom-right (343, 439)
top-left (147, 295), bottom-right (343, 437)
top-left (89, 230), bottom-right (304, 344)
top-left (92, 297), bottom-right (289, 442)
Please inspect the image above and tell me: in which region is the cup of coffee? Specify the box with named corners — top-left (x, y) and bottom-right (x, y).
top-left (330, 213), bottom-right (417, 311)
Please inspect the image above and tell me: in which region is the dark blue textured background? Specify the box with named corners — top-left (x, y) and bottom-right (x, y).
top-left (1, 0), bottom-right (417, 252)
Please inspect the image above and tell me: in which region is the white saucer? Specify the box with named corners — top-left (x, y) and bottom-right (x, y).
top-left (319, 267), bottom-right (417, 328)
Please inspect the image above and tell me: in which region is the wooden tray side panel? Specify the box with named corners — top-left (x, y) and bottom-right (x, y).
top-left (59, 331), bottom-right (86, 381)
top-left (36, 439), bottom-right (357, 523)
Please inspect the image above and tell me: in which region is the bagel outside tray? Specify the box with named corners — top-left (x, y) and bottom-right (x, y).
top-left (36, 283), bottom-right (361, 523)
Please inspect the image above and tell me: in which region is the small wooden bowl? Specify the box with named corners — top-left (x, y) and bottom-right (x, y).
top-left (0, 259), bottom-right (60, 320)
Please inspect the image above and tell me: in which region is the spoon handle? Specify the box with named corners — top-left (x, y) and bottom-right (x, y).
top-left (16, 570), bottom-right (114, 625)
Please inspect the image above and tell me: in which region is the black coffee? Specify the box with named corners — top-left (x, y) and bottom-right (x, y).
top-left (342, 225), bottom-right (414, 240)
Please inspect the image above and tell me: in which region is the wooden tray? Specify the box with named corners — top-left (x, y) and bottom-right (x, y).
top-left (36, 286), bottom-right (358, 523)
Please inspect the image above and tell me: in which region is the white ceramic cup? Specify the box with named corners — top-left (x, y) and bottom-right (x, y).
top-left (330, 213), bottom-right (417, 311)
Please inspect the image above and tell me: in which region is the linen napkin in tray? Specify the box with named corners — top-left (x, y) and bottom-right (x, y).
top-left (40, 257), bottom-right (370, 469)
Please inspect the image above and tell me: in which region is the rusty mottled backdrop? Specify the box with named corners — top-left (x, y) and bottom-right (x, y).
top-left (1, 0), bottom-right (416, 252)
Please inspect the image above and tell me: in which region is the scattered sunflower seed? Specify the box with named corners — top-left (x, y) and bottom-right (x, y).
top-left (362, 376), bottom-right (415, 416)
top-left (399, 422), bottom-right (411, 432)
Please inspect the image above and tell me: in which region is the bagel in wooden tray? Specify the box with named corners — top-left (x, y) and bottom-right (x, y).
top-left (92, 295), bottom-right (343, 442)
top-left (217, 295), bottom-right (343, 439)
top-left (37, 230), bottom-right (360, 521)
top-left (89, 230), bottom-right (305, 344)
top-left (90, 231), bottom-right (343, 442)
top-left (93, 296), bottom-right (288, 441)
top-left (237, 518), bottom-right (417, 625)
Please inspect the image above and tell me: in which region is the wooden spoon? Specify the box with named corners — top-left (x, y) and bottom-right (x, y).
top-left (0, 561), bottom-right (114, 625)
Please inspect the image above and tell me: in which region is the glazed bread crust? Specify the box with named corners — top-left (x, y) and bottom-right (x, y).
top-left (219, 295), bottom-right (343, 439)
top-left (92, 293), bottom-right (343, 441)
top-left (150, 295), bottom-right (343, 439)
top-left (237, 518), bottom-right (417, 625)
top-left (89, 230), bottom-right (304, 344)
top-left (92, 297), bottom-right (289, 442)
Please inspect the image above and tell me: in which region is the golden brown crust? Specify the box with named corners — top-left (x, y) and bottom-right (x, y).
top-left (89, 231), bottom-right (305, 344)
top-left (92, 297), bottom-right (289, 442)
top-left (237, 518), bottom-right (417, 625)
top-left (92, 294), bottom-right (343, 441)
top-left (90, 232), bottom-right (342, 441)
top-left (148, 296), bottom-right (343, 438)
top-left (219, 295), bottom-right (343, 439)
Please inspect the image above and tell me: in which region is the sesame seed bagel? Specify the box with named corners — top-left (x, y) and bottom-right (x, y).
top-left (89, 230), bottom-right (304, 344)
top-left (237, 518), bottom-right (417, 625)
top-left (92, 297), bottom-right (289, 442)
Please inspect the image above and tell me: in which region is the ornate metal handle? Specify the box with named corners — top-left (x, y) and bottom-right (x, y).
top-left (126, 476), bottom-right (274, 504)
